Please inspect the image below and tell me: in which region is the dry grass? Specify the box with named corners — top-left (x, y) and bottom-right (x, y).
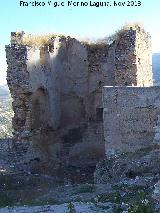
top-left (79, 36), bottom-right (107, 48)
top-left (15, 22), bottom-right (144, 47)
top-left (82, 22), bottom-right (144, 47)
top-left (87, 42), bottom-right (108, 48)
top-left (19, 33), bottom-right (68, 47)
top-left (21, 34), bottom-right (56, 47)
top-left (81, 38), bottom-right (108, 48)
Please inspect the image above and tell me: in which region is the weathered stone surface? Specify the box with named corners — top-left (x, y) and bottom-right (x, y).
top-left (6, 34), bottom-right (107, 181)
top-left (5, 26), bottom-right (153, 182)
top-left (95, 85), bottom-right (160, 186)
top-left (103, 86), bottom-right (160, 157)
top-left (114, 28), bottom-right (152, 86)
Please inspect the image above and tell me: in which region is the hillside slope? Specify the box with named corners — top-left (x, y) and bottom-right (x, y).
top-left (0, 85), bottom-right (13, 138)
top-left (152, 53), bottom-right (160, 85)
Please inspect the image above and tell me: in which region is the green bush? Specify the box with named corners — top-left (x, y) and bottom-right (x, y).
top-left (0, 194), bottom-right (15, 207)
top-left (67, 202), bottom-right (76, 213)
top-left (127, 200), bottom-right (155, 213)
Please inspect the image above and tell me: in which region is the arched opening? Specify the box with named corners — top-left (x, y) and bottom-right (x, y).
top-left (30, 88), bottom-right (62, 175)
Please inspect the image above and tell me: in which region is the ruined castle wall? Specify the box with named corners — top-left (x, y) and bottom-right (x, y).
top-left (6, 35), bottom-right (107, 179)
top-left (114, 28), bottom-right (153, 86)
top-left (5, 26), bottom-right (153, 181)
top-left (135, 29), bottom-right (153, 86)
top-left (27, 47), bottom-right (60, 131)
top-left (27, 37), bottom-right (89, 130)
top-left (114, 30), bottom-right (137, 86)
top-left (5, 44), bottom-right (30, 142)
top-left (103, 86), bottom-right (160, 157)
top-left (86, 44), bottom-right (110, 120)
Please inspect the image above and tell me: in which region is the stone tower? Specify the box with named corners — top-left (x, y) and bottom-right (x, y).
top-left (113, 26), bottom-right (153, 86)
top-left (5, 25), bottom-right (153, 182)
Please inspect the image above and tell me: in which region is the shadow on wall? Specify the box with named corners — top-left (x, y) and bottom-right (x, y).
top-left (26, 37), bottom-right (105, 182)
top-left (31, 88), bottom-right (50, 130)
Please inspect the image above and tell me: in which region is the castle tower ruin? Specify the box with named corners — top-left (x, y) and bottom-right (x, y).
top-left (5, 26), bottom-right (153, 182)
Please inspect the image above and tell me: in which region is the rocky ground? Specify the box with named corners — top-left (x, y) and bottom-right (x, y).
top-left (0, 203), bottom-right (112, 213)
top-left (0, 137), bottom-right (159, 212)
top-left (0, 85), bottom-right (160, 212)
top-left (0, 151), bottom-right (159, 213)
top-left (0, 181), bottom-right (158, 212)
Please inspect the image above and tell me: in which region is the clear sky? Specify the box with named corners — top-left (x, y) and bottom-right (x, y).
top-left (0, 0), bottom-right (160, 85)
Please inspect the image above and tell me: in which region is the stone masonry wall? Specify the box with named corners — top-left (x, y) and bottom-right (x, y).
top-left (5, 26), bottom-right (153, 182)
top-left (5, 42), bottom-right (31, 155)
top-left (86, 44), bottom-right (110, 120)
top-left (6, 34), bottom-right (107, 182)
top-left (103, 86), bottom-right (160, 157)
top-left (114, 28), bottom-right (153, 86)
top-left (135, 28), bottom-right (153, 86)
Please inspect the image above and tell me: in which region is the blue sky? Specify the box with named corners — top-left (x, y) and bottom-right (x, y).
top-left (0, 0), bottom-right (160, 85)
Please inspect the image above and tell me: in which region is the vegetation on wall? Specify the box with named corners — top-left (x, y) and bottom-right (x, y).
top-left (21, 34), bottom-right (56, 47)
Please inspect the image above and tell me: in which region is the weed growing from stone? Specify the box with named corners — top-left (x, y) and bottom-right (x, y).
top-left (67, 202), bottom-right (76, 213)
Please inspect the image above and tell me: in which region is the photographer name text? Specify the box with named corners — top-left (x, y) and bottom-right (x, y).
top-left (19, 1), bottom-right (142, 7)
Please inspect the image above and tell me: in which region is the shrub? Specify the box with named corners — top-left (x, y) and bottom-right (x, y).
top-left (67, 202), bottom-right (76, 213)
top-left (0, 194), bottom-right (15, 207)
